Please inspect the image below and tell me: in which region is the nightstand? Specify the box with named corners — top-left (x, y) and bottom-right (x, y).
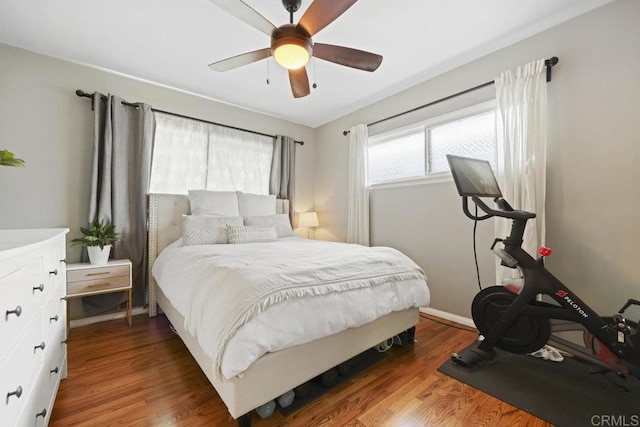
top-left (66, 259), bottom-right (132, 329)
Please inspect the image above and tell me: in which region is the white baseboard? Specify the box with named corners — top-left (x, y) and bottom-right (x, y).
top-left (420, 307), bottom-right (476, 329)
top-left (70, 307), bottom-right (148, 329)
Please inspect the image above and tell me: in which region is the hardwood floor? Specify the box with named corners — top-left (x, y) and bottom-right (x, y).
top-left (50, 313), bottom-right (550, 426)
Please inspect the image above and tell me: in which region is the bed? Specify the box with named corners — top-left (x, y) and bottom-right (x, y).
top-left (147, 193), bottom-right (430, 425)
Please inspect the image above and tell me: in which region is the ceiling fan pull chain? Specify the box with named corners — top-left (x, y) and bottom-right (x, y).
top-left (312, 57), bottom-right (318, 89)
top-left (266, 55), bottom-right (271, 85)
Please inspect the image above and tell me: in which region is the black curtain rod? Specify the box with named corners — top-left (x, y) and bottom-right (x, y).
top-left (75, 90), bottom-right (304, 146)
top-left (343, 56), bottom-right (559, 136)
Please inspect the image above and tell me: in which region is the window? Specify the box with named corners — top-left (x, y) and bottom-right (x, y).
top-left (369, 129), bottom-right (425, 183)
top-left (149, 112), bottom-right (273, 195)
top-left (368, 101), bottom-right (496, 186)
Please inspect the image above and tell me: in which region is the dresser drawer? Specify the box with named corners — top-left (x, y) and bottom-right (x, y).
top-left (66, 274), bottom-right (130, 296)
top-left (16, 372), bottom-right (50, 427)
top-left (0, 314), bottom-right (45, 426)
top-left (43, 292), bottom-right (65, 342)
top-left (43, 326), bottom-right (66, 378)
top-left (0, 260), bottom-right (44, 359)
top-left (41, 251), bottom-right (62, 302)
top-left (36, 330), bottom-right (66, 414)
top-left (67, 264), bottom-right (129, 283)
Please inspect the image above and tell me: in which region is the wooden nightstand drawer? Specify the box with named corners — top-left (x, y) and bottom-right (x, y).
top-left (67, 264), bottom-right (129, 283)
top-left (67, 275), bottom-right (130, 296)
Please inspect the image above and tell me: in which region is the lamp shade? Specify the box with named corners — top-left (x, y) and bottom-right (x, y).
top-left (297, 212), bottom-right (319, 228)
top-left (273, 42), bottom-right (310, 70)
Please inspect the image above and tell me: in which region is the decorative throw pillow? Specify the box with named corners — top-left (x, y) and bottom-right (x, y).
top-left (243, 214), bottom-right (295, 238)
top-left (226, 225), bottom-right (278, 244)
top-left (237, 191), bottom-right (276, 216)
top-left (188, 190), bottom-right (239, 216)
top-left (182, 215), bottom-right (243, 245)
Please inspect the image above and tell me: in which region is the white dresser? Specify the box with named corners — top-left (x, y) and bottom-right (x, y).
top-left (0, 229), bottom-right (68, 427)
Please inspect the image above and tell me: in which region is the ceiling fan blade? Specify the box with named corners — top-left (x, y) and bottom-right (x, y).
top-left (207, 0), bottom-right (276, 36)
top-left (297, 0), bottom-right (358, 36)
top-left (209, 48), bottom-right (271, 71)
top-left (289, 67), bottom-right (310, 98)
top-left (313, 43), bottom-right (382, 72)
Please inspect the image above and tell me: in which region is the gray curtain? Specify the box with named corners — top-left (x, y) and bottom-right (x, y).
top-left (84, 92), bottom-right (155, 313)
top-left (269, 135), bottom-right (296, 222)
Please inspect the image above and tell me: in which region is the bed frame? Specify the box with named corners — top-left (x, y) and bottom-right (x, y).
top-left (147, 193), bottom-right (420, 425)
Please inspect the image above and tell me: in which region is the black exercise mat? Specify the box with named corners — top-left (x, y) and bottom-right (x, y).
top-left (277, 348), bottom-right (387, 416)
top-left (438, 342), bottom-right (640, 426)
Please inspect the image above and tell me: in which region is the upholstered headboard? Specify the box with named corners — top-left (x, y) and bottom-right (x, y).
top-left (147, 193), bottom-right (289, 316)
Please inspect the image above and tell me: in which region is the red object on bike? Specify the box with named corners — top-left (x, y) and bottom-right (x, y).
top-left (539, 246), bottom-right (552, 257)
top-left (584, 330), bottom-right (630, 374)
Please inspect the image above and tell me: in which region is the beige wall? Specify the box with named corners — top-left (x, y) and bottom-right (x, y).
top-left (2, 0), bottom-right (638, 321)
top-left (315, 0), bottom-right (640, 318)
top-left (0, 44), bottom-right (317, 262)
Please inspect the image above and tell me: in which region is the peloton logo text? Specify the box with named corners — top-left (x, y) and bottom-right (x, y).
top-left (556, 290), bottom-right (589, 318)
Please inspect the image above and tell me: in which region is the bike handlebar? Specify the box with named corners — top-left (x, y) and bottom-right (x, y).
top-left (462, 196), bottom-right (537, 221)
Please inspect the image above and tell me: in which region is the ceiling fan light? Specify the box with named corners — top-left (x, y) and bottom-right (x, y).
top-left (271, 29), bottom-right (312, 70)
top-left (274, 42), bottom-right (310, 70)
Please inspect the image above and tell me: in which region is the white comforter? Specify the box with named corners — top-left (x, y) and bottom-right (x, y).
top-left (152, 237), bottom-right (430, 379)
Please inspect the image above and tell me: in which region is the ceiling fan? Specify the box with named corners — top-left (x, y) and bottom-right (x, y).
top-left (208, 0), bottom-right (383, 98)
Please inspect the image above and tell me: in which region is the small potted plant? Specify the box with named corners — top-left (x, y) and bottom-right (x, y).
top-left (71, 217), bottom-right (120, 265)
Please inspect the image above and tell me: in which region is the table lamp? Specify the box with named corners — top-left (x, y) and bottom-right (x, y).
top-left (297, 212), bottom-right (319, 239)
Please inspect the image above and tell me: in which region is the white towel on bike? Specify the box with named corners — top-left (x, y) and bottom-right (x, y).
top-left (529, 344), bottom-right (564, 362)
top-left (477, 336), bottom-right (564, 362)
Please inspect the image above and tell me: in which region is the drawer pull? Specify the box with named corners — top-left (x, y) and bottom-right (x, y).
top-left (33, 283), bottom-right (45, 293)
top-left (50, 367), bottom-right (59, 374)
top-left (6, 386), bottom-right (23, 402)
top-left (34, 341), bottom-right (46, 352)
top-left (87, 282), bottom-right (112, 288)
top-left (60, 259), bottom-right (67, 264)
top-left (50, 315), bottom-right (59, 323)
top-left (87, 271), bottom-right (110, 277)
top-left (49, 269), bottom-right (58, 276)
top-left (5, 305), bottom-right (22, 319)
top-left (61, 339), bottom-right (68, 344)
top-left (35, 408), bottom-right (47, 418)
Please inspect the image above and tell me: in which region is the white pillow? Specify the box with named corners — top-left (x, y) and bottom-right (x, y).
top-left (188, 190), bottom-right (239, 216)
top-left (227, 225), bottom-right (278, 244)
top-left (182, 215), bottom-right (243, 245)
top-left (244, 214), bottom-right (295, 238)
top-left (237, 191), bottom-right (276, 216)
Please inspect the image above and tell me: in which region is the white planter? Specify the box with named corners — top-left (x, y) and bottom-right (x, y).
top-left (87, 245), bottom-right (111, 265)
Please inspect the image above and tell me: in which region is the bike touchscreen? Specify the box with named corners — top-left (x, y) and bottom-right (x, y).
top-left (447, 155), bottom-right (502, 198)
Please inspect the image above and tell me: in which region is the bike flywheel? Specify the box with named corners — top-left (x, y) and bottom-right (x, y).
top-left (472, 286), bottom-right (551, 354)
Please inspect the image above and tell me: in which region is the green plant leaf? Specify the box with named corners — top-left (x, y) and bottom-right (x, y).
top-left (71, 216), bottom-right (121, 248)
top-left (0, 150), bottom-right (26, 167)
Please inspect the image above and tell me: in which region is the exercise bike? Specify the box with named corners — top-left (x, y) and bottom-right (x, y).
top-left (445, 154), bottom-right (640, 378)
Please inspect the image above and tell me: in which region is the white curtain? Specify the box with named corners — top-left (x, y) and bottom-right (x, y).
top-left (150, 112), bottom-right (273, 195)
top-left (207, 126), bottom-right (273, 193)
top-left (347, 124), bottom-right (370, 246)
top-left (149, 113), bottom-right (209, 193)
top-left (495, 59), bottom-right (548, 284)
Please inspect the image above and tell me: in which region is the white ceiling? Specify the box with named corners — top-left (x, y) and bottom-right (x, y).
top-left (0, 0), bottom-right (613, 127)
